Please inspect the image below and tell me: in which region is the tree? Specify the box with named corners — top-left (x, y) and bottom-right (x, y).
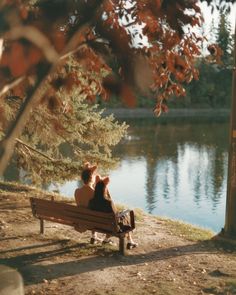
top-left (0, 1), bottom-right (133, 184)
top-left (6, 89), bottom-right (128, 184)
top-left (180, 9), bottom-right (233, 109)
top-left (224, 19), bottom-right (236, 237)
top-left (0, 39), bottom-right (128, 184)
top-left (216, 7), bottom-right (233, 65)
top-left (0, 0), bottom-right (235, 233)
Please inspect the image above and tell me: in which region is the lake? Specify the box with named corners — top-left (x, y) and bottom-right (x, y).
top-left (50, 116), bottom-right (230, 233)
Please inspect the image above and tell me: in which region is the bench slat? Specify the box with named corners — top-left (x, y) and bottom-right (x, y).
top-left (37, 214), bottom-right (116, 232)
top-left (31, 204), bottom-right (116, 227)
top-left (32, 208), bottom-right (116, 230)
top-left (31, 198), bottom-right (115, 219)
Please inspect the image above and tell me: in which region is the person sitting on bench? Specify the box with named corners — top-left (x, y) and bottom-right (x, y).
top-left (89, 175), bottom-right (138, 249)
top-left (74, 162), bottom-right (100, 244)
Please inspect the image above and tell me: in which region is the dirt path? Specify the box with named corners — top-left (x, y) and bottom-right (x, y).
top-left (0, 185), bottom-right (236, 295)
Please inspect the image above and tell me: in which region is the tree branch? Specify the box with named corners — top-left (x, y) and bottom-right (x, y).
top-left (0, 76), bottom-right (26, 97)
top-left (16, 138), bottom-right (54, 162)
top-left (4, 25), bottom-right (59, 63)
top-left (0, 41), bottom-right (88, 98)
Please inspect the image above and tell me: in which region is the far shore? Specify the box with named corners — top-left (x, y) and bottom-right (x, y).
top-left (103, 108), bottom-right (230, 119)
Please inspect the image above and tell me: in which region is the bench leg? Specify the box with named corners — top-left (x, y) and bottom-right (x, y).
top-left (119, 236), bottom-right (126, 256)
top-left (40, 219), bottom-right (44, 234)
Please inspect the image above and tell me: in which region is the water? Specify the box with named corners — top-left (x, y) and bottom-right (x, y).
top-left (50, 117), bottom-right (230, 233)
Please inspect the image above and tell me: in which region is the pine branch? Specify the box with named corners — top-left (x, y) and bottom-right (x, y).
top-left (16, 138), bottom-right (54, 161)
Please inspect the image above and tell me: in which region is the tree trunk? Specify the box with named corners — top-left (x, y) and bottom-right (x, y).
top-left (224, 22), bottom-right (236, 237)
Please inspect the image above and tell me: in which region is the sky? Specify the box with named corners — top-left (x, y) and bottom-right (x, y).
top-left (200, 1), bottom-right (236, 35)
top-left (117, 1), bottom-right (236, 48)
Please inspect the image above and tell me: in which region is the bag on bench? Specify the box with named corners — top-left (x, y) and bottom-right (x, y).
top-left (117, 210), bottom-right (132, 232)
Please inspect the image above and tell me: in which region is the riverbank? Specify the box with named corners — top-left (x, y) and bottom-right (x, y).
top-left (0, 182), bottom-right (236, 295)
top-left (103, 108), bottom-right (230, 119)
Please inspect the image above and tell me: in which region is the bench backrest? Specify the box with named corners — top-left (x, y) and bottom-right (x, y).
top-left (30, 197), bottom-right (119, 233)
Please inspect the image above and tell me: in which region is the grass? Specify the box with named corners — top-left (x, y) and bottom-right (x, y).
top-left (225, 279), bottom-right (236, 293)
top-left (107, 204), bottom-right (145, 222)
top-left (203, 280), bottom-right (236, 295)
top-left (0, 180), bottom-right (71, 201)
top-left (157, 217), bottom-right (214, 241)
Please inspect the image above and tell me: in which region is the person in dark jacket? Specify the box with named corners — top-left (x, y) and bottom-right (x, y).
top-left (89, 176), bottom-right (138, 249)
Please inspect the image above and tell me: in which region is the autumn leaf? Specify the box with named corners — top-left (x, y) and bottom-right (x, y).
top-left (9, 42), bottom-right (29, 77)
top-left (64, 72), bottom-right (79, 92)
top-left (19, 5), bottom-right (28, 20)
top-left (52, 30), bottom-right (66, 52)
top-left (28, 47), bottom-right (42, 65)
top-left (12, 84), bottom-right (25, 97)
top-left (120, 84), bottom-right (136, 108)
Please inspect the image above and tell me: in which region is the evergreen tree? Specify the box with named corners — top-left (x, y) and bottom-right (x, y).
top-left (172, 8), bottom-right (234, 109)
top-left (216, 8), bottom-right (233, 65)
top-left (1, 57), bottom-right (128, 184)
top-left (209, 18), bottom-right (217, 44)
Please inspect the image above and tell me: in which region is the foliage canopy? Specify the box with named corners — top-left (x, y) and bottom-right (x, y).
top-left (0, 0), bottom-right (235, 179)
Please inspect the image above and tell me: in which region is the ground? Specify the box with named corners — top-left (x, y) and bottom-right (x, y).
top-left (0, 182), bottom-right (236, 295)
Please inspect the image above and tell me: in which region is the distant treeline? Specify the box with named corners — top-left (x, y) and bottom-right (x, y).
top-left (169, 60), bottom-right (233, 108)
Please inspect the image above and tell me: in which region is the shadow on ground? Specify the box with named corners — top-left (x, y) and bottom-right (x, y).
top-left (1, 237), bottom-right (234, 285)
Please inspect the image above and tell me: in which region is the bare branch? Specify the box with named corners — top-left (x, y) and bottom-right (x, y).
top-left (0, 40), bottom-right (87, 98)
top-left (0, 76), bottom-right (26, 97)
top-left (0, 40), bottom-right (88, 98)
top-left (0, 39), bottom-right (3, 60)
top-left (4, 25), bottom-right (59, 63)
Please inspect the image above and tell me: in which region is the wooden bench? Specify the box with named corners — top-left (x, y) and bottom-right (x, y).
top-left (30, 197), bottom-right (135, 255)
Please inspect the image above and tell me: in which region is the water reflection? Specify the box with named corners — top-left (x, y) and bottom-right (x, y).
top-left (108, 118), bottom-right (229, 232)
top-left (145, 158), bottom-right (158, 212)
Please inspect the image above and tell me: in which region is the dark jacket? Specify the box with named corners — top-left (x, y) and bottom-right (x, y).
top-left (89, 198), bottom-right (116, 213)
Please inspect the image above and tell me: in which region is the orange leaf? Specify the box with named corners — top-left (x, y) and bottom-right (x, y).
top-left (28, 47), bottom-right (42, 65)
top-left (53, 31), bottom-right (66, 52)
top-left (12, 84), bottom-right (25, 97)
top-left (9, 42), bottom-right (28, 77)
top-left (156, 0), bottom-right (161, 10)
top-left (19, 6), bottom-right (28, 20)
top-left (65, 72), bottom-right (78, 92)
top-left (121, 84), bottom-right (136, 108)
